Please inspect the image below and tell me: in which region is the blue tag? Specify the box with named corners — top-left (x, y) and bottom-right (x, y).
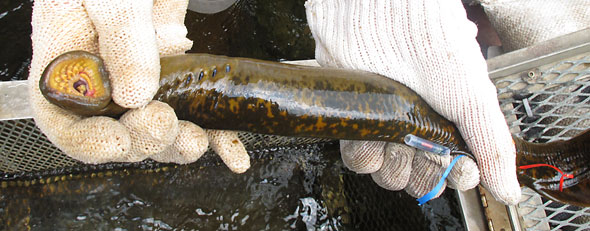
top-left (417, 155), bottom-right (466, 206)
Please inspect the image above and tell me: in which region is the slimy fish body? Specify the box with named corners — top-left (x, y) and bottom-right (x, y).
top-left (156, 54), bottom-right (469, 154)
top-left (40, 51), bottom-right (590, 207)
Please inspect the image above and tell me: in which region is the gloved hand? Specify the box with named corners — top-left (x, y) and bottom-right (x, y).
top-left (305, 0), bottom-right (521, 205)
top-left (28, 0), bottom-right (250, 173)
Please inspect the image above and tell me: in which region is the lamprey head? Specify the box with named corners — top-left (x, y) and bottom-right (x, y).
top-left (40, 51), bottom-right (121, 116)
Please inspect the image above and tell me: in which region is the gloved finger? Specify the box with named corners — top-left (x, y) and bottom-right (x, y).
top-left (151, 0), bottom-right (223, 168)
top-left (446, 155), bottom-right (480, 191)
top-left (207, 130), bottom-right (251, 174)
top-left (64, 117), bottom-right (130, 163)
top-left (153, 0), bottom-right (193, 56)
top-left (151, 121), bottom-right (209, 164)
top-left (29, 0), bottom-right (131, 163)
top-left (465, 130), bottom-right (520, 205)
top-left (306, 0), bottom-right (521, 205)
top-left (405, 150), bottom-right (451, 199)
top-left (418, 5), bottom-right (521, 204)
top-left (340, 140), bottom-right (386, 174)
top-left (85, 0), bottom-right (160, 108)
top-left (117, 101), bottom-right (179, 162)
top-left (86, 0), bottom-right (201, 166)
top-left (370, 143), bottom-right (415, 191)
top-left (155, 0), bottom-right (251, 172)
top-left (395, 0), bottom-right (520, 205)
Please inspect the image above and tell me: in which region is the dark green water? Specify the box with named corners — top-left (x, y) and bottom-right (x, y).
top-left (0, 0), bottom-right (32, 81)
top-left (186, 0), bottom-right (315, 61)
top-left (1, 143), bottom-right (465, 230)
top-left (0, 1), bottom-right (466, 230)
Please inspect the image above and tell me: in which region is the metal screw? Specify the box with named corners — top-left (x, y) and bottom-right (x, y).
top-left (523, 68), bottom-right (541, 83)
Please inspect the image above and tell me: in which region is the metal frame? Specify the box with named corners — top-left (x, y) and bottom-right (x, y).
top-left (0, 80), bottom-right (32, 121)
top-left (487, 29), bottom-right (590, 79)
top-left (461, 28), bottom-right (590, 231)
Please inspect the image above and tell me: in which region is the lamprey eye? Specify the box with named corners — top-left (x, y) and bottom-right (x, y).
top-left (40, 50), bottom-right (116, 116)
top-left (212, 67), bottom-right (217, 77)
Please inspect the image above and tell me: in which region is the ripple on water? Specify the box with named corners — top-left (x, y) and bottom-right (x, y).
top-left (0, 143), bottom-right (465, 230)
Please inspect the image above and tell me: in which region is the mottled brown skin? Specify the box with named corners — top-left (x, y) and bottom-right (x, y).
top-left (514, 131), bottom-right (590, 207)
top-left (156, 54), bottom-right (470, 155)
top-left (41, 52), bottom-right (590, 207)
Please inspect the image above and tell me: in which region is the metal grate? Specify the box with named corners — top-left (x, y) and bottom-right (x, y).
top-left (495, 54), bottom-right (590, 142)
top-left (0, 119), bottom-right (76, 173)
top-left (0, 118), bottom-right (330, 174)
top-left (519, 188), bottom-right (590, 231)
top-left (493, 53), bottom-right (590, 230)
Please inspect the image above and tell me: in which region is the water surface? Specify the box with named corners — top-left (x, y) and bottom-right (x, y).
top-left (1, 144), bottom-right (465, 230)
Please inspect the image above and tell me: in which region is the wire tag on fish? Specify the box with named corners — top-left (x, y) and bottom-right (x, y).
top-left (404, 134), bottom-right (451, 156)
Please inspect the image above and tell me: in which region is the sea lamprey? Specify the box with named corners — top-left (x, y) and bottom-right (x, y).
top-left (40, 51), bottom-right (590, 208)
top-left (39, 51), bottom-right (126, 116)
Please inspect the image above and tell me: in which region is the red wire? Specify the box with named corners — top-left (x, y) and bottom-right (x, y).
top-left (519, 164), bottom-right (574, 192)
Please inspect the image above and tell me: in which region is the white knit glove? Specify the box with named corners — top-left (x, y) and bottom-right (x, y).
top-left (305, 0), bottom-right (521, 205)
top-left (29, 0), bottom-right (250, 173)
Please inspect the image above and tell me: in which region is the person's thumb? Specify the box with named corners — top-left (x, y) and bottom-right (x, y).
top-left (446, 79), bottom-right (520, 205)
top-left (85, 0), bottom-right (160, 108)
top-left (153, 0), bottom-right (193, 56)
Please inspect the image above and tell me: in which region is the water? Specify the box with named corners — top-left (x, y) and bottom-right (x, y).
top-left (185, 0), bottom-right (315, 61)
top-left (0, 1), bottom-right (466, 230)
top-left (0, 0), bottom-right (32, 81)
top-left (1, 143), bottom-right (465, 230)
